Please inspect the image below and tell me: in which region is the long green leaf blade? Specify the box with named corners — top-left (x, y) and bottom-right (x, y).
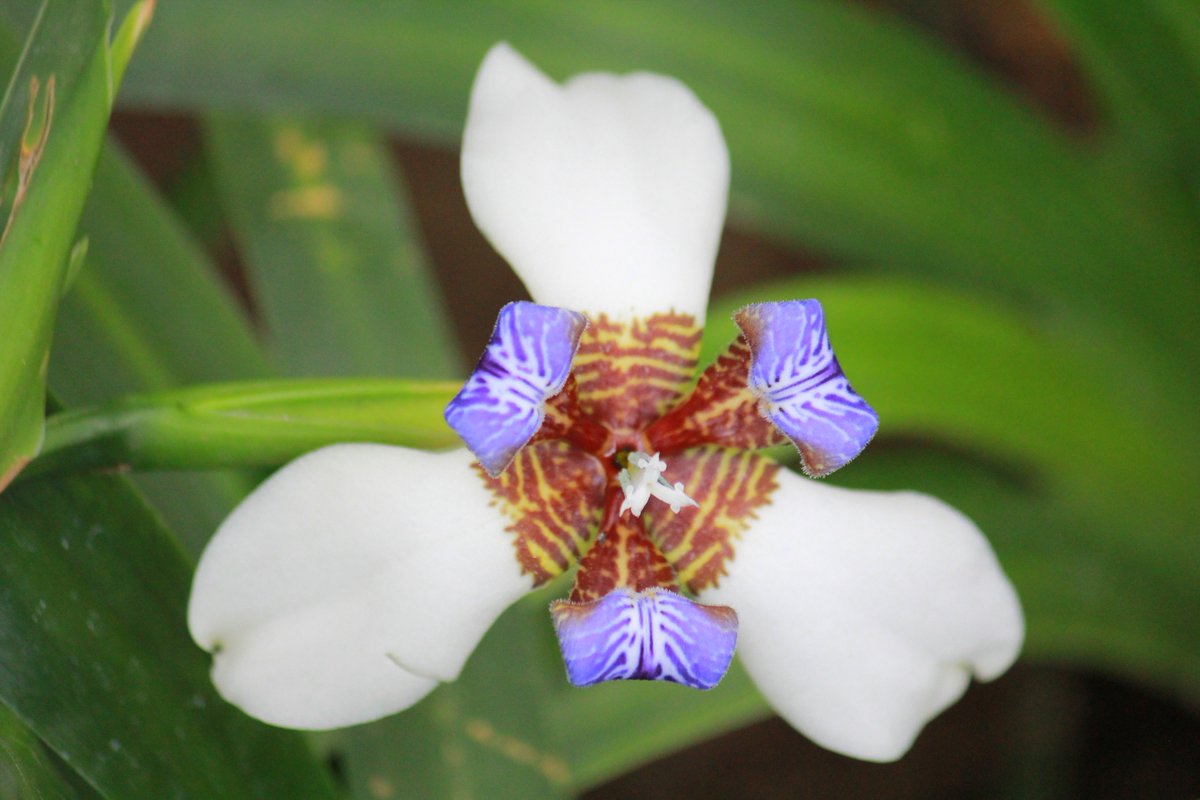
top-left (1037, 0), bottom-right (1200, 165)
top-left (704, 277), bottom-right (1193, 499)
top-left (205, 114), bottom-right (457, 378)
top-left (53, 142), bottom-right (269, 397)
top-left (0, 703), bottom-right (94, 800)
top-left (0, 473), bottom-right (338, 800)
top-left (0, 1), bottom-right (142, 490)
top-left (50, 141), bottom-right (273, 554)
top-left (14, 70), bottom-right (344, 800)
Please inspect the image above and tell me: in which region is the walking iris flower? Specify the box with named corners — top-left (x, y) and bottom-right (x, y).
top-left (188, 43), bottom-right (1023, 762)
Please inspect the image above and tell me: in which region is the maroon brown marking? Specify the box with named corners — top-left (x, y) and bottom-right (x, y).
top-left (571, 313), bottom-right (702, 437)
top-left (477, 313), bottom-right (790, 594)
top-left (479, 440), bottom-right (607, 585)
top-left (646, 336), bottom-right (787, 454)
top-left (534, 375), bottom-right (613, 456)
top-left (643, 447), bottom-right (780, 592)
top-left (569, 505), bottom-right (680, 602)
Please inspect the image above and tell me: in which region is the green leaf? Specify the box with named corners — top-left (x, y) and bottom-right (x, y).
top-left (106, 0), bottom-right (154, 89)
top-left (1036, 0), bottom-right (1200, 166)
top-left (0, 702), bottom-right (95, 800)
top-left (205, 114), bottom-right (458, 378)
top-left (0, 473), bottom-right (338, 799)
top-left (0, 1), bottom-right (141, 491)
top-left (53, 142), bottom-right (268, 398)
top-left (26, 378), bottom-right (459, 479)
top-left (0, 7), bottom-right (338, 796)
top-left (50, 141), bottom-right (273, 554)
top-left (115, 0), bottom-right (1199, 357)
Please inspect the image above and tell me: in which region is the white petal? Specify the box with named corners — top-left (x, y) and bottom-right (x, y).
top-left (461, 43), bottom-right (729, 323)
top-left (188, 445), bottom-right (531, 730)
top-left (701, 469), bottom-right (1023, 762)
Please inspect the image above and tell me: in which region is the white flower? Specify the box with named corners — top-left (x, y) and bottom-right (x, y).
top-left (188, 42), bottom-right (1023, 763)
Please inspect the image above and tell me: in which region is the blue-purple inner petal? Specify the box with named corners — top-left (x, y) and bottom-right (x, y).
top-left (445, 302), bottom-right (586, 475)
top-left (737, 299), bottom-right (879, 477)
top-left (550, 588), bottom-right (738, 690)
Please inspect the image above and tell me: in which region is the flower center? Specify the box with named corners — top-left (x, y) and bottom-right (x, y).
top-left (615, 450), bottom-right (697, 517)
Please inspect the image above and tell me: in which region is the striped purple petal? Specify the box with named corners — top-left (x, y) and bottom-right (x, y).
top-left (445, 302), bottom-right (587, 476)
top-left (550, 588), bottom-right (738, 690)
top-left (735, 300), bottom-right (878, 478)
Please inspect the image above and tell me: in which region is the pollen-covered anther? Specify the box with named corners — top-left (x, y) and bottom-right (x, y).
top-left (617, 451), bottom-right (698, 517)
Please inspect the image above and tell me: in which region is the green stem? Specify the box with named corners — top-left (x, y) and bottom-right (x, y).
top-left (23, 378), bottom-right (460, 479)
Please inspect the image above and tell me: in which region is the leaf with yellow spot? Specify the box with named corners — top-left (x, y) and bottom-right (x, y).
top-left (204, 114), bottom-right (457, 378)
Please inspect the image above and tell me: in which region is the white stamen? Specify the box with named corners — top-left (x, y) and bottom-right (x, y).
top-left (618, 452), bottom-right (698, 517)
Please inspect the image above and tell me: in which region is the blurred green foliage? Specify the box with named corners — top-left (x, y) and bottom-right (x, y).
top-left (1, 1), bottom-right (1196, 798)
